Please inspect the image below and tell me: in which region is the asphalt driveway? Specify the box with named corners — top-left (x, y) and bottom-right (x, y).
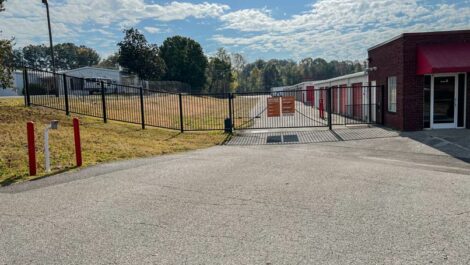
top-left (1, 131), bottom-right (470, 264)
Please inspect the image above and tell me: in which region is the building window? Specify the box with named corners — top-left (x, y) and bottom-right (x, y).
top-left (388, 76), bottom-right (397, 112)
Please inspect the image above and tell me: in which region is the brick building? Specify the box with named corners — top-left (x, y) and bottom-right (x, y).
top-left (368, 30), bottom-right (470, 131)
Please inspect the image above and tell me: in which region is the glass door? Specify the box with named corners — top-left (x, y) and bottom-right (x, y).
top-left (432, 75), bottom-right (457, 129)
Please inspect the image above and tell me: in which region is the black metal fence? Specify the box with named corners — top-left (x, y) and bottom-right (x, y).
top-left (23, 68), bottom-right (383, 132)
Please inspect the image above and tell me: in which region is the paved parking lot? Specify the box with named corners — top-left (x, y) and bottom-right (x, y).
top-left (1, 128), bottom-right (469, 264)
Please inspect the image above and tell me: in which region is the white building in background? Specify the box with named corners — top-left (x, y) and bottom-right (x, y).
top-left (271, 71), bottom-right (368, 93)
top-left (270, 71), bottom-right (374, 122)
top-left (271, 72), bottom-right (370, 108)
top-left (1, 70), bottom-right (24, 96)
top-left (61, 67), bottom-right (141, 86)
top-left (62, 67), bottom-right (120, 83)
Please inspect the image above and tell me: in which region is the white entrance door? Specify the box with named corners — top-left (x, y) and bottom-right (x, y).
top-left (431, 74), bottom-right (458, 129)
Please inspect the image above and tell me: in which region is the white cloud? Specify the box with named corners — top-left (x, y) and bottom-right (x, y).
top-left (1, 0), bottom-right (229, 49)
top-left (50, 0), bottom-right (230, 26)
top-left (219, 9), bottom-right (276, 32)
top-left (216, 0), bottom-right (470, 60)
top-left (2, 0), bottom-right (470, 61)
top-left (143, 26), bottom-right (160, 34)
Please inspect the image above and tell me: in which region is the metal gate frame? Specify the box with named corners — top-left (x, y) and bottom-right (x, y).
top-left (230, 85), bottom-right (384, 132)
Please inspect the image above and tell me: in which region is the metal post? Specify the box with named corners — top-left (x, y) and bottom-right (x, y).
top-left (101, 81), bottom-right (107, 123)
top-left (43, 120), bottom-right (58, 173)
top-left (225, 93), bottom-right (233, 133)
top-left (228, 93), bottom-right (233, 125)
top-left (327, 87), bottom-right (332, 130)
top-left (63, 74), bottom-right (70, 115)
top-left (24, 67), bottom-right (31, 107)
top-left (44, 125), bottom-right (51, 173)
top-left (139, 86), bottom-right (145, 130)
top-left (21, 67), bottom-right (28, 107)
top-left (179, 93), bottom-right (184, 133)
top-left (368, 83), bottom-right (372, 123)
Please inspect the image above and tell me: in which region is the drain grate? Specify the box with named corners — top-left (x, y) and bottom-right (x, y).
top-left (283, 134), bottom-right (299, 143)
top-left (266, 136), bottom-right (282, 144)
top-left (266, 134), bottom-right (300, 144)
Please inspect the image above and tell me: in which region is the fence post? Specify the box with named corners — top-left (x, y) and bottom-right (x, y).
top-left (100, 81), bottom-right (107, 123)
top-left (63, 74), bottom-right (70, 116)
top-left (54, 73), bottom-right (60, 98)
top-left (368, 83), bottom-right (372, 123)
top-left (179, 93), bottom-right (184, 133)
top-left (327, 87), bottom-right (332, 130)
top-left (139, 86), bottom-right (145, 130)
top-left (225, 93), bottom-right (233, 133)
top-left (24, 67), bottom-right (31, 107)
top-left (229, 93), bottom-right (234, 123)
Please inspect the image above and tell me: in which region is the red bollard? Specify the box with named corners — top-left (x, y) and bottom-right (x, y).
top-left (27, 121), bottom-right (36, 176)
top-left (73, 118), bottom-right (82, 167)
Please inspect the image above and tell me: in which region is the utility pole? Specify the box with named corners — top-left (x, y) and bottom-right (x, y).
top-left (42, 0), bottom-right (56, 73)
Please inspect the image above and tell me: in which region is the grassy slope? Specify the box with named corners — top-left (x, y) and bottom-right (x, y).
top-left (0, 98), bottom-right (228, 186)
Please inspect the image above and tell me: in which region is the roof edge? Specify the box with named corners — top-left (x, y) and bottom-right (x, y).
top-left (368, 29), bottom-right (470, 52)
top-left (61, 66), bottom-right (120, 74)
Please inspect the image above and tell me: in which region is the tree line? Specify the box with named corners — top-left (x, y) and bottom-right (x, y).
top-left (0, 0), bottom-right (13, 88)
top-left (235, 58), bottom-right (365, 92)
top-left (2, 23), bottom-right (364, 93)
top-left (13, 43), bottom-right (101, 70)
top-left (113, 28), bottom-right (364, 93)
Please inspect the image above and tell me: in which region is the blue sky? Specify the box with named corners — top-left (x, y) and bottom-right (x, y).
top-left (2, 0), bottom-right (470, 62)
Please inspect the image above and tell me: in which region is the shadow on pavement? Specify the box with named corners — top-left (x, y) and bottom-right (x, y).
top-left (226, 126), bottom-right (400, 146)
top-left (227, 126), bottom-right (470, 164)
top-left (400, 129), bottom-right (470, 163)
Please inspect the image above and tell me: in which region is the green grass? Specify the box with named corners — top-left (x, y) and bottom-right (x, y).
top-left (0, 98), bottom-right (228, 186)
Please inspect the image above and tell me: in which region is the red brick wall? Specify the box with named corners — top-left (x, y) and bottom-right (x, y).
top-left (368, 37), bottom-right (405, 130)
top-left (368, 30), bottom-right (470, 131)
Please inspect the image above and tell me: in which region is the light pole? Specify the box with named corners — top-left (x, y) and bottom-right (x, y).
top-left (42, 0), bottom-right (56, 73)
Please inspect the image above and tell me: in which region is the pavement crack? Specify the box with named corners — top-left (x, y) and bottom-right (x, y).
top-left (135, 222), bottom-right (167, 229)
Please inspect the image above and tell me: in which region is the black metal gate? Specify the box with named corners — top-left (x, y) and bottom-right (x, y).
top-left (231, 86), bottom-right (383, 131)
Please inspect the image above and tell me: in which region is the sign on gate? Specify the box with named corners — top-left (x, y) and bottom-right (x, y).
top-left (282, 96), bottom-right (295, 115)
top-left (267, 97), bottom-right (281, 117)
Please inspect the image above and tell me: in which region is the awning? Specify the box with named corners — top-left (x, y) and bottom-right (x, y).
top-left (416, 43), bottom-right (470, 75)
